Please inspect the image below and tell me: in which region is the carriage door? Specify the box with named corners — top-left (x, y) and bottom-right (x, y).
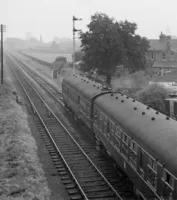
top-left (165, 100), bottom-right (170, 116)
top-left (173, 101), bottom-right (177, 118)
top-left (138, 148), bottom-right (144, 178)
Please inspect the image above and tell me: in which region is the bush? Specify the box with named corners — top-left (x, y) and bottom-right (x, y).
top-left (75, 51), bottom-right (84, 62)
top-left (136, 83), bottom-right (169, 113)
top-left (55, 56), bottom-right (67, 63)
top-left (52, 56), bottom-right (67, 74)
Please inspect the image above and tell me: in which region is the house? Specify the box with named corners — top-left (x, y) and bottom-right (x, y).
top-left (148, 32), bottom-right (177, 76)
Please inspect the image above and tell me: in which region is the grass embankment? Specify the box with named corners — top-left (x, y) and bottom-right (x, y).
top-left (22, 50), bottom-right (72, 63)
top-left (0, 66), bottom-right (50, 199)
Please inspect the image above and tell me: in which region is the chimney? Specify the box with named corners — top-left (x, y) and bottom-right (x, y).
top-left (159, 32), bottom-right (165, 42)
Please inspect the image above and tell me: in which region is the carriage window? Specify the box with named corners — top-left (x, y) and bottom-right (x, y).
top-left (123, 133), bottom-right (129, 144)
top-left (100, 113), bottom-right (102, 120)
top-left (148, 156), bottom-right (157, 172)
top-left (162, 52), bottom-right (166, 60)
top-left (94, 108), bottom-right (98, 117)
top-left (162, 170), bottom-right (175, 189)
top-left (171, 51), bottom-right (174, 60)
top-left (109, 120), bottom-right (115, 133)
top-left (115, 125), bottom-right (122, 138)
top-left (130, 140), bottom-right (137, 153)
top-left (139, 149), bottom-right (144, 168)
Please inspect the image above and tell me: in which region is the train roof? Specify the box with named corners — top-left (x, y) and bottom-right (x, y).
top-left (95, 93), bottom-right (177, 175)
top-left (63, 75), bottom-right (110, 100)
top-left (165, 98), bottom-right (177, 101)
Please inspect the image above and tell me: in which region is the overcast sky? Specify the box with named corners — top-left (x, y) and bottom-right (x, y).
top-left (1, 0), bottom-right (177, 42)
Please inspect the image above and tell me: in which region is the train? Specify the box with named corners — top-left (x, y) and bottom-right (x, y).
top-left (165, 98), bottom-right (177, 120)
top-left (62, 74), bottom-right (177, 200)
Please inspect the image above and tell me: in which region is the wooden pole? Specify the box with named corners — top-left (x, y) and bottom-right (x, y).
top-left (1, 24), bottom-right (4, 84)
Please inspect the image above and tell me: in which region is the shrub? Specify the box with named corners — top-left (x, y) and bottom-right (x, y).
top-left (75, 51), bottom-right (84, 62)
top-left (136, 83), bottom-right (169, 113)
top-left (55, 56), bottom-right (67, 63)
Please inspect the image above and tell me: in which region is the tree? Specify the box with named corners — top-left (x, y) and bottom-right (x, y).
top-left (80, 13), bottom-right (150, 86)
top-left (75, 51), bottom-right (84, 62)
top-left (55, 56), bottom-right (67, 63)
top-left (120, 21), bottom-right (150, 72)
top-left (52, 56), bottom-right (67, 74)
top-left (80, 13), bottom-right (124, 86)
top-left (136, 83), bottom-right (169, 114)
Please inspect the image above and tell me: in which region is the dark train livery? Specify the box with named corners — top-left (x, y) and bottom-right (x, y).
top-left (165, 98), bottom-right (177, 120)
top-left (62, 74), bottom-right (177, 200)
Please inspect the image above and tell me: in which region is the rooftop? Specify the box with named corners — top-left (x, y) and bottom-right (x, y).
top-left (149, 32), bottom-right (177, 51)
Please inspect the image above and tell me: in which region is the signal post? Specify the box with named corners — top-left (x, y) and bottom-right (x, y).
top-left (72, 16), bottom-right (82, 75)
top-left (0, 24), bottom-right (6, 84)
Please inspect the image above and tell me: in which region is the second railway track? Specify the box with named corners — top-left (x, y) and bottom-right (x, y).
top-left (6, 53), bottom-right (137, 200)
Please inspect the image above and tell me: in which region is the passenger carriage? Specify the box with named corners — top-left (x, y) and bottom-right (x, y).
top-left (62, 75), bottom-right (177, 200)
top-left (165, 98), bottom-right (177, 120)
top-left (62, 75), bottom-right (110, 129)
top-left (93, 93), bottom-right (177, 200)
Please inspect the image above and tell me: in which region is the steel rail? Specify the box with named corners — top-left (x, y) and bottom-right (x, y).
top-left (7, 54), bottom-right (124, 200)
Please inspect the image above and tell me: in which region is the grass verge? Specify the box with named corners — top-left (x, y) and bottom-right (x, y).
top-left (0, 65), bottom-right (51, 200)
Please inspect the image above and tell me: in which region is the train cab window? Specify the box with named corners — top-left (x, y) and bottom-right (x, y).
top-left (162, 170), bottom-right (175, 189)
top-left (148, 156), bottom-right (157, 172)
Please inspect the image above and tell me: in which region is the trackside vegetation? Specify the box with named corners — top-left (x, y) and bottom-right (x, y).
top-left (136, 83), bottom-right (169, 114)
top-left (0, 67), bottom-right (50, 199)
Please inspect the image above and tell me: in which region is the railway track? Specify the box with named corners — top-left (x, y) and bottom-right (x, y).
top-left (9, 53), bottom-right (62, 96)
top-left (6, 53), bottom-right (137, 199)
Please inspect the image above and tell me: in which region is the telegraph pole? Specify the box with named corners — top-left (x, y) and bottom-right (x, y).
top-left (72, 16), bottom-right (82, 75)
top-left (0, 24), bottom-right (6, 84)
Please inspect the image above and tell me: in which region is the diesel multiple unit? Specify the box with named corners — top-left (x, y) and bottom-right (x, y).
top-left (62, 74), bottom-right (177, 200)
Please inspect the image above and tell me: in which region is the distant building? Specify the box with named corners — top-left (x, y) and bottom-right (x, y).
top-left (51, 40), bottom-right (59, 49)
top-left (148, 32), bottom-right (177, 75)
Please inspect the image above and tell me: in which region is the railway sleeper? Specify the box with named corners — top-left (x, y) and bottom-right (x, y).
top-left (61, 150), bottom-right (83, 154)
top-left (70, 167), bottom-right (94, 172)
top-left (68, 188), bottom-right (79, 195)
top-left (81, 181), bottom-right (107, 187)
top-left (55, 164), bottom-right (65, 169)
top-left (70, 194), bottom-right (83, 200)
top-left (50, 155), bottom-right (60, 159)
top-left (79, 177), bottom-right (103, 183)
top-left (89, 198), bottom-right (117, 200)
top-left (56, 167), bottom-right (66, 172)
top-left (65, 183), bottom-right (77, 189)
top-left (53, 160), bottom-right (63, 165)
top-left (73, 173), bottom-right (100, 179)
top-left (64, 157), bottom-right (87, 162)
top-left (49, 152), bottom-right (59, 156)
top-left (86, 190), bottom-right (115, 198)
top-left (62, 179), bottom-right (73, 185)
top-left (59, 171), bottom-right (68, 176)
top-left (64, 161), bottom-right (88, 166)
top-left (47, 149), bottom-right (58, 153)
top-left (82, 185), bottom-right (111, 193)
